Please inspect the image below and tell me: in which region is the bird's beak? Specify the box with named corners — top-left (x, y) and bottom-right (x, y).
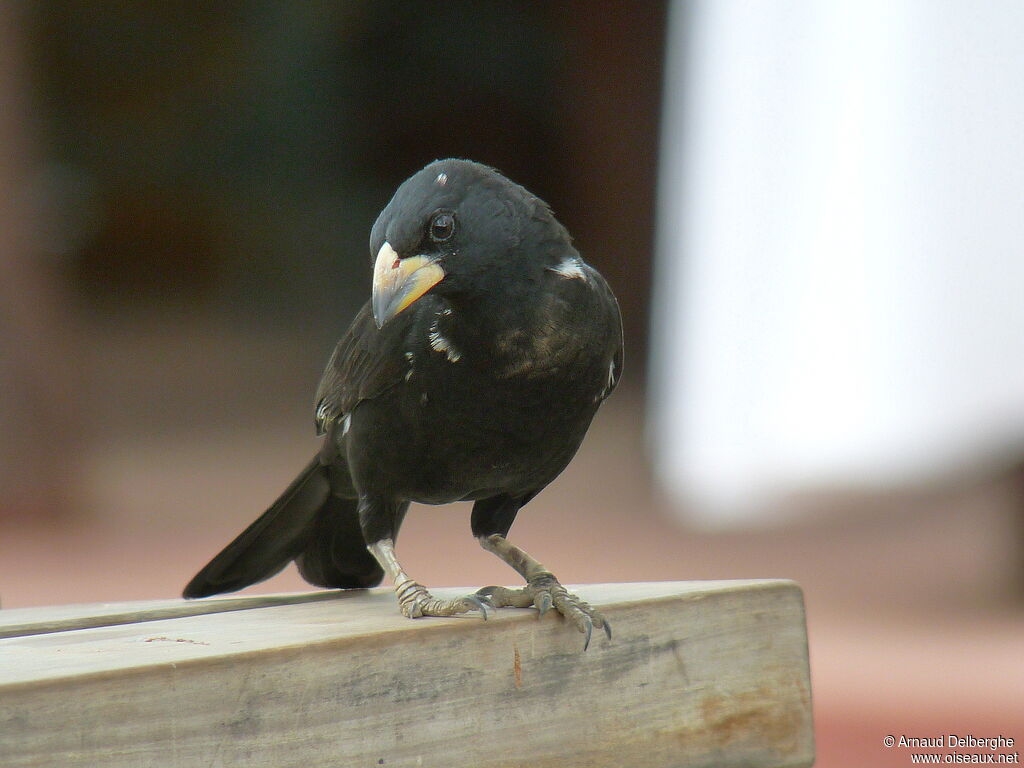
top-left (371, 241), bottom-right (446, 328)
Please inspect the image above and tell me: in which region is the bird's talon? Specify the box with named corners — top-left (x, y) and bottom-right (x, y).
top-left (536, 591), bottom-right (553, 617)
top-left (469, 578), bottom-right (609, 647)
top-left (464, 594), bottom-right (490, 619)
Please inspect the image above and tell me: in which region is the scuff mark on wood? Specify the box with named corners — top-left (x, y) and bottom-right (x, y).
top-left (143, 636), bottom-right (209, 646)
top-left (513, 644), bottom-right (522, 689)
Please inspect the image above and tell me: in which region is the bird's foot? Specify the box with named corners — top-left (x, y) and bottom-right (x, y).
top-left (476, 573), bottom-right (611, 650)
top-left (395, 577), bottom-right (490, 619)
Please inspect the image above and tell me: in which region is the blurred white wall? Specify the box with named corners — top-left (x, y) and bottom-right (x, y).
top-left (652, 0), bottom-right (1024, 525)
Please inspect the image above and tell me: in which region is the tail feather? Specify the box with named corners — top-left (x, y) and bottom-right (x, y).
top-left (295, 495), bottom-right (383, 589)
top-left (183, 455), bottom-right (381, 598)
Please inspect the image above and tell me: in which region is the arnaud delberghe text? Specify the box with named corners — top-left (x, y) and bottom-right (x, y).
top-left (899, 736), bottom-right (1015, 751)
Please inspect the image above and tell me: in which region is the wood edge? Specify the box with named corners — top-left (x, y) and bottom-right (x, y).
top-left (0, 578), bottom-right (804, 639)
top-left (0, 579), bottom-right (811, 695)
top-left (0, 590), bottom-right (354, 640)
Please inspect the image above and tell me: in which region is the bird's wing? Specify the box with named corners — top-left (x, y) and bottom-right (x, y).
top-left (604, 333), bottom-right (624, 401)
top-left (584, 263), bottom-right (624, 401)
top-left (313, 300), bottom-right (410, 435)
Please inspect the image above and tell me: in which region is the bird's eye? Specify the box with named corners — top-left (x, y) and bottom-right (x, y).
top-left (429, 212), bottom-right (455, 243)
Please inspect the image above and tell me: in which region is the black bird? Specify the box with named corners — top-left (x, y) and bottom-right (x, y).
top-left (184, 159), bottom-right (623, 646)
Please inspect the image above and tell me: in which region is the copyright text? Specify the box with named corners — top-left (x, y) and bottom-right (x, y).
top-left (884, 734), bottom-right (1018, 764)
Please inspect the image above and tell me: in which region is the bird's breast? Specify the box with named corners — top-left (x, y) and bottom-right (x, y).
top-left (345, 282), bottom-right (617, 504)
top-left (383, 362), bottom-right (600, 502)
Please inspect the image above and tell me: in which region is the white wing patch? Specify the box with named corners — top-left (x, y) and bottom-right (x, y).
top-left (316, 400), bottom-right (333, 425)
top-left (435, 172), bottom-right (448, 186)
top-left (315, 399), bottom-right (348, 435)
top-left (547, 256), bottom-right (587, 281)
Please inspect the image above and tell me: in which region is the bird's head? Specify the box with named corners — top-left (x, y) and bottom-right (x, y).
top-left (368, 158), bottom-right (569, 328)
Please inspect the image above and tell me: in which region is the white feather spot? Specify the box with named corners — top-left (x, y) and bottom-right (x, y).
top-left (596, 359), bottom-right (618, 402)
top-left (341, 413), bottom-right (352, 435)
top-left (316, 400), bottom-right (331, 423)
top-left (428, 316), bottom-right (461, 362)
top-left (547, 256), bottom-right (586, 281)
top-left (429, 328), bottom-right (461, 362)
top-left (435, 172), bottom-right (448, 186)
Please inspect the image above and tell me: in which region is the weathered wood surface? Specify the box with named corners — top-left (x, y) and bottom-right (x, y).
top-left (0, 581), bottom-right (814, 768)
top-left (0, 591), bottom-right (344, 640)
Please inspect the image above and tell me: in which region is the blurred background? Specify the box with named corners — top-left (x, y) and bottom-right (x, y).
top-left (1, 2), bottom-right (1021, 765)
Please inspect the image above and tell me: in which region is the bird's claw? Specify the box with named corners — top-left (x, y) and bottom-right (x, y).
top-left (463, 593), bottom-right (491, 619)
top-left (395, 579), bottom-right (490, 620)
top-left (476, 584), bottom-right (535, 608)
top-left (536, 590), bottom-right (553, 617)
top-left (476, 576), bottom-right (611, 650)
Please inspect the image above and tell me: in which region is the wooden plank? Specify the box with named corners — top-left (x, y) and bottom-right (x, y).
top-left (0, 591), bottom-right (347, 640)
top-left (0, 581), bottom-right (814, 768)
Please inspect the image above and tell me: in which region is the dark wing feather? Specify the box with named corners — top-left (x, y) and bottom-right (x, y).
top-left (584, 264), bottom-right (624, 401)
top-left (314, 300), bottom-right (411, 435)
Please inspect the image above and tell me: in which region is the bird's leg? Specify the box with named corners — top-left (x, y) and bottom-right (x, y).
top-left (366, 538), bottom-right (489, 619)
top-left (475, 533), bottom-right (611, 648)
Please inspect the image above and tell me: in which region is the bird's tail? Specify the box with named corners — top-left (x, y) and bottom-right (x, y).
top-left (182, 455), bottom-right (383, 599)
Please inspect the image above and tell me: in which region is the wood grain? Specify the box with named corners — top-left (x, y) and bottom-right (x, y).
top-left (0, 591), bottom-right (348, 640)
top-left (0, 581), bottom-right (814, 767)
